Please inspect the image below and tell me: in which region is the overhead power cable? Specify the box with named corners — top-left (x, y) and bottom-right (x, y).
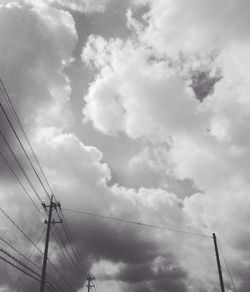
top-left (0, 207), bottom-right (75, 292)
top-left (0, 232), bottom-right (59, 292)
top-left (0, 80), bottom-right (89, 290)
top-left (0, 79), bottom-right (92, 291)
top-left (62, 222), bottom-right (88, 272)
top-left (94, 279), bottom-right (100, 292)
top-left (218, 240), bottom-right (239, 292)
top-left (62, 208), bottom-right (212, 239)
top-left (0, 89), bottom-right (50, 200)
top-left (0, 149), bottom-right (44, 217)
top-left (46, 253), bottom-right (75, 292)
top-left (0, 79), bottom-right (52, 199)
top-left (59, 212), bottom-right (89, 275)
top-left (0, 255), bottom-right (41, 282)
top-left (0, 150), bottom-right (62, 290)
top-left (0, 255), bottom-right (58, 292)
top-left (0, 207), bottom-right (41, 248)
top-left (10, 227), bottom-right (47, 292)
top-left (0, 179), bottom-right (60, 290)
top-left (0, 247), bottom-right (41, 278)
top-left (51, 229), bottom-right (86, 283)
top-left (0, 129), bottom-right (43, 204)
top-left (0, 234), bottom-right (42, 273)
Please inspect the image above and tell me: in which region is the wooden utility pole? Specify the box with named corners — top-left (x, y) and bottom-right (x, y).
top-left (86, 275), bottom-right (95, 292)
top-left (213, 233), bottom-right (225, 292)
top-left (40, 195), bottom-right (62, 292)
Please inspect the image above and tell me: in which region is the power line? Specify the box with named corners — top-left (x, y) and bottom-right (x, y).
top-left (95, 278), bottom-right (100, 292)
top-left (51, 229), bottom-right (86, 283)
top-left (0, 149), bottom-right (44, 217)
top-left (0, 247), bottom-right (41, 278)
top-left (0, 79), bottom-right (51, 188)
top-left (46, 247), bottom-right (76, 292)
top-left (218, 240), bottom-right (239, 292)
top-left (59, 212), bottom-right (89, 275)
top-left (62, 221), bottom-right (89, 272)
top-left (0, 207), bottom-right (41, 248)
top-left (0, 79), bottom-right (53, 200)
top-left (0, 255), bottom-right (41, 283)
top-left (0, 81), bottom-right (81, 291)
top-left (0, 90), bottom-right (50, 200)
top-left (0, 255), bottom-right (58, 292)
top-left (40, 196), bottom-right (76, 292)
top-left (0, 207), bottom-right (75, 292)
top-left (1, 232), bottom-right (60, 292)
top-left (11, 227), bottom-right (46, 292)
top-left (0, 138), bottom-right (70, 290)
top-left (0, 81), bottom-right (72, 290)
top-left (46, 283), bottom-right (59, 292)
top-left (62, 207), bottom-right (212, 239)
top-left (0, 234), bottom-right (42, 273)
top-left (0, 149), bottom-right (63, 290)
top-left (0, 129), bottom-right (43, 204)
top-left (0, 79), bottom-right (96, 291)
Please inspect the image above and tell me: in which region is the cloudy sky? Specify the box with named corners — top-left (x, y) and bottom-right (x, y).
top-left (0, 0), bottom-right (250, 291)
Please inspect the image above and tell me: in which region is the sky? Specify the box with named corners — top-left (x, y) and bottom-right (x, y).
top-left (0, 0), bottom-right (250, 291)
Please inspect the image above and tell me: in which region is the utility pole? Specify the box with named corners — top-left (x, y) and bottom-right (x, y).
top-left (40, 195), bottom-right (62, 292)
top-left (213, 233), bottom-right (225, 292)
top-left (86, 275), bottom-right (95, 292)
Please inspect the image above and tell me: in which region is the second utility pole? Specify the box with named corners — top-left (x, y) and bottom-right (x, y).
top-left (213, 233), bottom-right (225, 292)
top-left (40, 195), bottom-right (62, 292)
top-left (86, 275), bottom-right (95, 292)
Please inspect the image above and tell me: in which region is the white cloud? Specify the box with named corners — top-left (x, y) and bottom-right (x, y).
top-left (0, 3), bottom-right (190, 291)
top-left (35, 129), bottom-right (112, 209)
top-left (82, 36), bottom-right (209, 141)
top-left (131, 0), bottom-right (250, 58)
top-left (7, 0), bottom-right (111, 13)
top-left (2, 0), bottom-right (250, 290)
top-left (80, 0), bottom-right (250, 290)
top-left (46, 0), bottom-right (111, 13)
top-left (0, 0), bottom-right (77, 131)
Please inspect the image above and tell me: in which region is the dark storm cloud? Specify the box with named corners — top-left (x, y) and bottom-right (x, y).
top-left (120, 263), bottom-right (188, 292)
top-left (116, 252), bottom-right (188, 292)
top-left (49, 215), bottom-right (188, 292)
top-left (236, 265), bottom-right (250, 292)
top-left (57, 216), bottom-right (157, 262)
top-left (153, 276), bottom-right (188, 292)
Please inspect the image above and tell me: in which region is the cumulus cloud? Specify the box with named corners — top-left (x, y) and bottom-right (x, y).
top-left (82, 35), bottom-right (209, 141)
top-left (0, 0), bottom-right (77, 131)
top-left (130, 0), bottom-right (250, 58)
top-left (2, 0), bottom-right (250, 291)
top-left (81, 0), bottom-right (250, 290)
top-left (0, 1), bottom-right (193, 292)
top-left (34, 130), bottom-right (195, 291)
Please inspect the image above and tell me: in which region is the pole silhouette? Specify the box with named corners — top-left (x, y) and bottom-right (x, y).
top-left (86, 275), bottom-right (95, 292)
top-left (40, 195), bottom-right (62, 292)
top-left (213, 233), bottom-right (225, 292)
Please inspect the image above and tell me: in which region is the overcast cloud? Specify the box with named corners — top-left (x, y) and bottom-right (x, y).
top-left (0, 1), bottom-right (250, 292)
